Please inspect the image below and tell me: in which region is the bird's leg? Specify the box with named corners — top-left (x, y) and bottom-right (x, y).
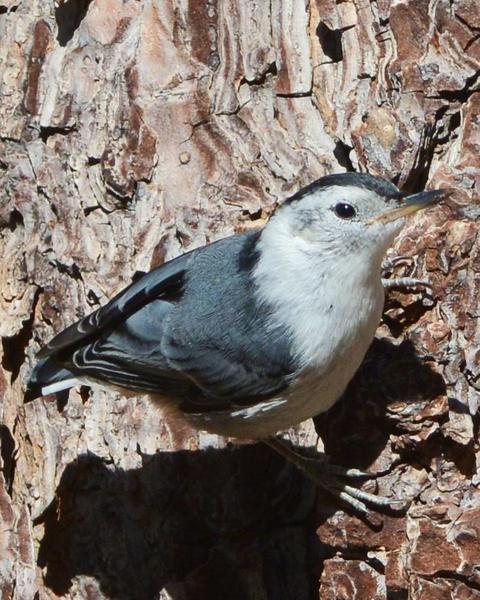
top-left (264, 437), bottom-right (407, 520)
top-left (381, 255), bottom-right (431, 291)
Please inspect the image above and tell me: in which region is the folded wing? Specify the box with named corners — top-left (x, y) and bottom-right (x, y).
top-left (32, 233), bottom-right (298, 412)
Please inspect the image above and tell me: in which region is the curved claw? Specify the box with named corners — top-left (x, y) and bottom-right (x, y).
top-left (265, 437), bottom-right (409, 521)
top-left (383, 255), bottom-right (415, 269)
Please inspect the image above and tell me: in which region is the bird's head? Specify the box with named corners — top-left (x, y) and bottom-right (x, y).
top-left (267, 172), bottom-right (451, 268)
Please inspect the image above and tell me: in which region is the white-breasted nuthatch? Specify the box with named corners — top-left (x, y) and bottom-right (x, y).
top-left (27, 172), bottom-right (450, 516)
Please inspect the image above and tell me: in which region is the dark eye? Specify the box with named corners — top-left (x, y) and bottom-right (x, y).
top-left (333, 203), bottom-right (356, 219)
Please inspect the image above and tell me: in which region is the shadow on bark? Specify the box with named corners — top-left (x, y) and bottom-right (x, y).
top-left (35, 338), bottom-right (447, 600)
top-left (36, 444), bottom-right (319, 600)
top-left (315, 337), bottom-right (448, 473)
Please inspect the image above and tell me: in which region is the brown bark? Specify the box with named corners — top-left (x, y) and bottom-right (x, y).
top-left (0, 1), bottom-right (479, 599)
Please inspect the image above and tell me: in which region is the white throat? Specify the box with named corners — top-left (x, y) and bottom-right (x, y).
top-left (253, 211), bottom-right (385, 370)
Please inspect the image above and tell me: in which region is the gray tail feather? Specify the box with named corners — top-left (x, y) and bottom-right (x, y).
top-left (25, 358), bottom-right (79, 402)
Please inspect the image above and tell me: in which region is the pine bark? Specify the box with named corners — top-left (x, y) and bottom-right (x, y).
top-left (1, 1), bottom-right (479, 599)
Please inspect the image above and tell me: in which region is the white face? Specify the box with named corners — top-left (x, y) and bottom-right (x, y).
top-left (275, 184), bottom-right (406, 264)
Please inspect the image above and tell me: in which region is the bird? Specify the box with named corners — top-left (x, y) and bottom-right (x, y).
top-left (27, 172), bottom-right (450, 517)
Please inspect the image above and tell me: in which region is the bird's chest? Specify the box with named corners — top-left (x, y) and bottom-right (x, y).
top-left (281, 275), bottom-right (384, 373)
top-left (256, 278), bottom-right (385, 424)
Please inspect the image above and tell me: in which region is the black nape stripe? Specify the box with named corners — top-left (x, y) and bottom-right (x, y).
top-left (238, 230), bottom-right (262, 272)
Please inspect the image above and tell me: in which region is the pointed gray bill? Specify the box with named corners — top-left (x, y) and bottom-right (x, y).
top-left (369, 188), bottom-right (454, 224)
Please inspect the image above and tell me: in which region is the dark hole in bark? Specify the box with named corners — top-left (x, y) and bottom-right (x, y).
top-left (55, 0), bottom-right (92, 46)
top-left (51, 259), bottom-right (83, 281)
top-left (316, 22), bottom-right (344, 63)
top-left (2, 323), bottom-right (32, 383)
top-left (333, 140), bottom-right (355, 171)
top-left (8, 208), bottom-right (24, 231)
top-left (387, 591), bottom-right (409, 600)
top-left (39, 125), bottom-right (76, 143)
top-left (240, 62), bottom-right (278, 87)
top-left (56, 390), bottom-right (70, 412)
top-left (402, 108), bottom-right (461, 194)
top-left (0, 424), bottom-right (16, 496)
top-left (0, 5), bottom-right (18, 15)
top-left (1, 288), bottom-right (40, 383)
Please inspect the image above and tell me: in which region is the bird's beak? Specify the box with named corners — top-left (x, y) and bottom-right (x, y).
top-left (369, 188), bottom-right (453, 224)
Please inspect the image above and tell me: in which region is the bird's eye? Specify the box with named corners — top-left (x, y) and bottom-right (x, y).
top-left (333, 203), bottom-right (356, 219)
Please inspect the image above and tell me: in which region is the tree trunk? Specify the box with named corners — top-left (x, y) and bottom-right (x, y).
top-left (1, 1), bottom-right (479, 599)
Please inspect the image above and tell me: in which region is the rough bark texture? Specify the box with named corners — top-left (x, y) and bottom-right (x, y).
top-left (0, 1), bottom-right (479, 599)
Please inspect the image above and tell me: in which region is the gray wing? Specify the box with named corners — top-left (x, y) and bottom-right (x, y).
top-left (40, 232), bottom-right (299, 411)
top-left (157, 232), bottom-right (299, 410)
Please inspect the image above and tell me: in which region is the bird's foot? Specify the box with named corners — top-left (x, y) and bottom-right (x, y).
top-left (265, 438), bottom-right (408, 524)
top-left (381, 276), bottom-right (431, 291)
top-left (298, 455), bottom-right (408, 521)
top-left (381, 255), bottom-right (431, 292)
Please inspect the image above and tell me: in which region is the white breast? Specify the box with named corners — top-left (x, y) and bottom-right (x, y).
top-left (186, 218), bottom-right (385, 439)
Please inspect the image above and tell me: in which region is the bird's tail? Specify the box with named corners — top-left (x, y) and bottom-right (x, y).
top-left (25, 358), bottom-right (80, 402)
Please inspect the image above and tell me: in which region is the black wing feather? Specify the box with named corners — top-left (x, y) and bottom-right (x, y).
top-left (37, 251), bottom-right (191, 359)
